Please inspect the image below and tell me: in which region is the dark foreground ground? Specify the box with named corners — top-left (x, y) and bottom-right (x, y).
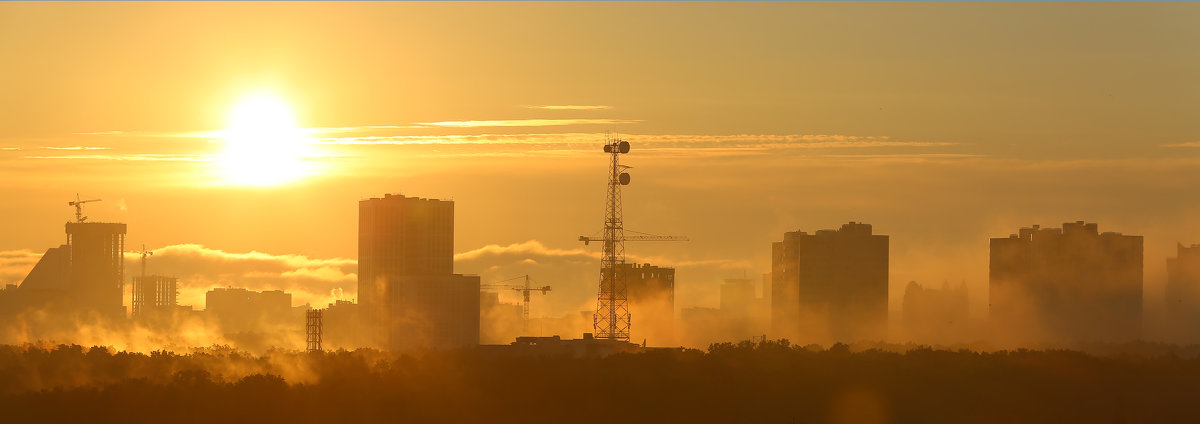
top-left (2, 340), bottom-right (1199, 423)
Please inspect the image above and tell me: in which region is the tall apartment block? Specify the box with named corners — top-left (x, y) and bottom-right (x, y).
top-left (358, 193), bottom-right (480, 350)
top-left (771, 222), bottom-right (889, 344)
top-left (990, 221), bottom-right (1142, 343)
top-left (1165, 243), bottom-right (1200, 341)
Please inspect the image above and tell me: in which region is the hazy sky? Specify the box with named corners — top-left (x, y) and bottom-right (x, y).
top-left (2, 2), bottom-right (1199, 326)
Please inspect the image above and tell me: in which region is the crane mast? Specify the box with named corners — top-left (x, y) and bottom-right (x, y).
top-left (130, 245), bottom-right (153, 317)
top-left (68, 193), bottom-right (102, 223)
top-left (481, 275), bottom-right (552, 333)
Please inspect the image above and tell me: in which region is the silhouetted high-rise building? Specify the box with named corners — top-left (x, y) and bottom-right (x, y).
top-left (358, 193), bottom-right (480, 350)
top-left (772, 222), bottom-right (889, 344)
top-left (990, 221), bottom-right (1142, 343)
top-left (901, 281), bottom-right (969, 344)
top-left (1166, 243), bottom-right (1200, 341)
top-left (617, 263), bottom-right (674, 345)
top-left (205, 287), bottom-right (293, 334)
top-left (66, 222), bottom-right (126, 317)
top-left (321, 300), bottom-right (365, 350)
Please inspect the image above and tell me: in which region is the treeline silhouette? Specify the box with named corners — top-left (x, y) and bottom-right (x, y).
top-left (3, 341), bottom-right (1200, 423)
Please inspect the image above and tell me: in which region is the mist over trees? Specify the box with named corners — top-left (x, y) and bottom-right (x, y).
top-left (4, 341), bottom-right (1200, 423)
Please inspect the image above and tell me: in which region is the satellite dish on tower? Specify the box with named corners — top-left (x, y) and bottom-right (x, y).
top-left (619, 173), bottom-right (630, 185)
top-left (604, 140), bottom-right (632, 154)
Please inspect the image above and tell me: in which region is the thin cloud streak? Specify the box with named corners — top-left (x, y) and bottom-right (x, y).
top-left (25, 153), bottom-right (215, 162)
top-left (40, 146), bottom-right (112, 150)
top-left (137, 244), bottom-right (356, 272)
top-left (306, 125), bottom-right (423, 133)
top-left (526, 105), bottom-right (612, 110)
top-left (418, 119), bottom-right (642, 128)
top-left (71, 131), bottom-right (126, 135)
top-left (454, 239), bottom-right (747, 270)
top-left (314, 132), bottom-right (952, 148)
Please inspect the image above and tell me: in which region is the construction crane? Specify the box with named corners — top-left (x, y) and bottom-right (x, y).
top-left (130, 244), bottom-right (153, 316)
top-left (68, 193), bottom-right (101, 223)
top-left (578, 135), bottom-right (687, 342)
top-left (135, 244), bottom-right (153, 279)
top-left (578, 230), bottom-right (689, 245)
top-left (481, 275), bottom-right (552, 332)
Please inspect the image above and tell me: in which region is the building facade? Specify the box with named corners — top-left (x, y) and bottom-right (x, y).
top-left (771, 222), bottom-right (889, 344)
top-left (989, 221), bottom-right (1143, 343)
top-left (619, 263), bottom-right (675, 346)
top-left (321, 300), bottom-right (365, 350)
top-left (1165, 243), bottom-right (1200, 341)
top-left (358, 193), bottom-right (480, 350)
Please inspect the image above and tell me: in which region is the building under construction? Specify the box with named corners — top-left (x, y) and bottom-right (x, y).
top-left (131, 275), bottom-right (178, 317)
top-left (3, 196), bottom-right (126, 319)
top-left (65, 221), bottom-right (126, 317)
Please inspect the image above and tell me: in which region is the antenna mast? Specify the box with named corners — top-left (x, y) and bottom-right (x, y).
top-left (578, 136), bottom-right (687, 342)
top-left (593, 134), bottom-right (632, 341)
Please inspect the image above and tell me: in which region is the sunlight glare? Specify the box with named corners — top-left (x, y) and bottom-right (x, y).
top-left (217, 93), bottom-right (317, 186)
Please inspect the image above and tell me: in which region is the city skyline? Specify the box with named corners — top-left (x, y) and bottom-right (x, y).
top-left (9, 172), bottom-right (1200, 343)
top-left (6, 184), bottom-right (1196, 349)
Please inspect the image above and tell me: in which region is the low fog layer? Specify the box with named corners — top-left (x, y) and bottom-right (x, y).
top-left (4, 341), bottom-right (1200, 423)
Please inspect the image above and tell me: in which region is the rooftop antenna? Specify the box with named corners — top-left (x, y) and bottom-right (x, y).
top-left (68, 193), bottom-right (101, 223)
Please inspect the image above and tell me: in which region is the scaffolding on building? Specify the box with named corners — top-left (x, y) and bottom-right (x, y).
top-left (306, 309), bottom-right (323, 352)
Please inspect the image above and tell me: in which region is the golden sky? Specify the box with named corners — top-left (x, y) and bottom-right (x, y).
top-left (2, 2), bottom-right (1199, 327)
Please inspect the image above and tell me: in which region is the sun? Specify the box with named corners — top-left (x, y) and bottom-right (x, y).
top-left (216, 93), bottom-right (317, 186)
